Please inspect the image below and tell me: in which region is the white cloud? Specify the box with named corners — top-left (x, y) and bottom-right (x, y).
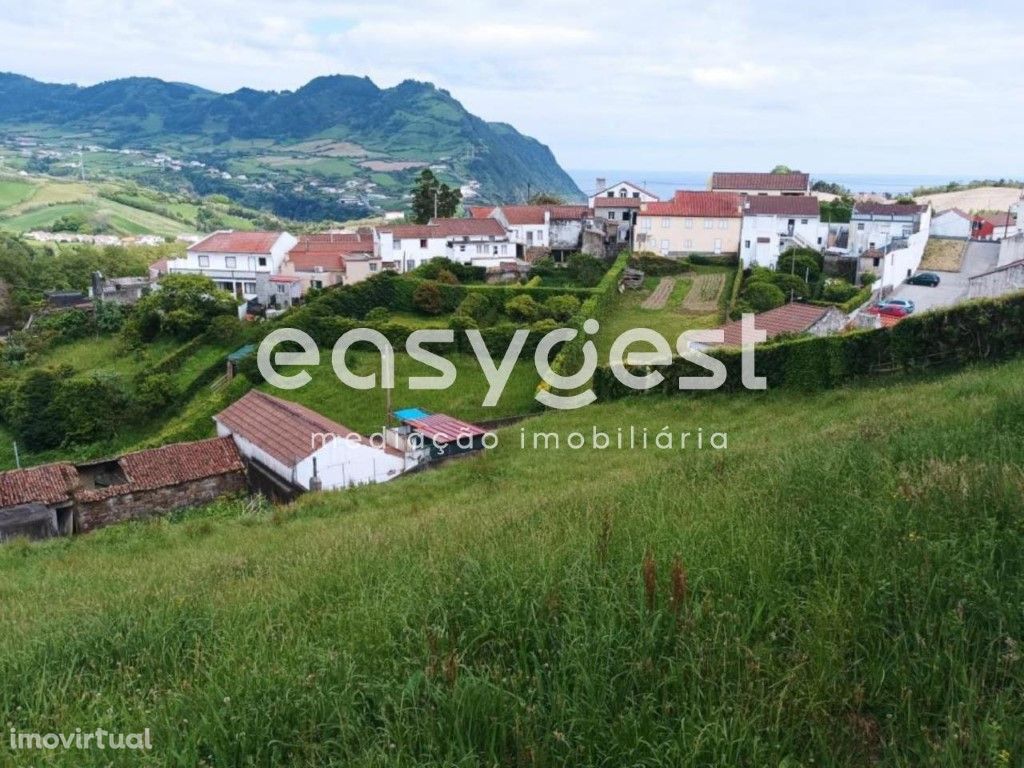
top-left (0, 0), bottom-right (1020, 176)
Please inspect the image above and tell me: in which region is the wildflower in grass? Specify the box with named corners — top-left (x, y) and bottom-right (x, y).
top-left (642, 549), bottom-right (656, 611)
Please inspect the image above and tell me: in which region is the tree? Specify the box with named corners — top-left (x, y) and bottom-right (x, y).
top-left (770, 164), bottom-right (793, 174)
top-left (456, 293), bottom-right (491, 323)
top-left (410, 170), bottom-right (462, 224)
top-left (412, 282), bottom-right (445, 315)
top-left (124, 274), bottom-right (237, 343)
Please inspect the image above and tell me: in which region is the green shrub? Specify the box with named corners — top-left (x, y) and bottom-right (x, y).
top-left (544, 294), bottom-right (581, 322)
top-left (456, 293), bottom-right (492, 324)
top-left (365, 307), bottom-right (391, 324)
top-left (822, 278), bottom-right (858, 303)
top-left (505, 294), bottom-right (543, 322)
top-left (742, 281), bottom-right (786, 312)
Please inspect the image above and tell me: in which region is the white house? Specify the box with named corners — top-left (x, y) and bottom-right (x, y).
top-left (929, 208), bottom-right (972, 239)
top-left (587, 179), bottom-right (659, 208)
top-left (167, 230), bottom-right (298, 302)
top-left (862, 208), bottom-right (933, 290)
top-left (469, 204), bottom-right (591, 260)
top-left (377, 218), bottom-right (513, 271)
top-left (848, 202), bottom-right (930, 257)
top-left (214, 390), bottom-right (406, 492)
top-left (739, 195), bottom-right (825, 268)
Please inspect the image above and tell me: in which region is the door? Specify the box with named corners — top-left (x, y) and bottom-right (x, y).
top-left (713, 239), bottom-right (722, 254)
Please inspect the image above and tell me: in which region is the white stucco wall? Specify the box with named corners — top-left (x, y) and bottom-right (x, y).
top-left (929, 211), bottom-right (971, 239)
top-left (739, 214), bottom-right (824, 268)
top-left (297, 437), bottom-right (406, 490)
top-left (876, 209), bottom-right (931, 290)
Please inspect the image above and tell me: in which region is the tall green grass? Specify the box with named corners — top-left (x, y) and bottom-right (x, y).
top-left (1, 362), bottom-right (1023, 765)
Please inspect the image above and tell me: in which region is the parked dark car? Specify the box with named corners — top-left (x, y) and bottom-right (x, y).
top-left (906, 272), bottom-right (941, 287)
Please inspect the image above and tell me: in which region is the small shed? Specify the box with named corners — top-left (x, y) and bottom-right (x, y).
top-left (395, 409), bottom-right (489, 461)
top-left (226, 344), bottom-right (256, 380)
top-left (0, 504), bottom-right (59, 542)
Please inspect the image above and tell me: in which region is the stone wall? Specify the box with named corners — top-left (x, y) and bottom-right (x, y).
top-left (74, 472), bottom-right (247, 533)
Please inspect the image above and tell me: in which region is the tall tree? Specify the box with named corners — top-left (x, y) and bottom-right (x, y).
top-left (410, 170), bottom-right (461, 224)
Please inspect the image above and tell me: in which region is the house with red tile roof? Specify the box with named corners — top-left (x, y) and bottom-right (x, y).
top-left (711, 171), bottom-right (810, 196)
top-left (849, 202), bottom-right (932, 289)
top-left (214, 390), bottom-right (406, 492)
top-left (693, 302), bottom-right (848, 350)
top-left (278, 232), bottom-right (382, 297)
top-left (0, 437), bottom-right (247, 540)
top-left (587, 180), bottom-right (659, 243)
top-left (981, 211), bottom-right (1019, 240)
top-left (167, 230), bottom-right (298, 303)
top-left (739, 195), bottom-right (826, 268)
top-left (377, 217), bottom-right (513, 272)
top-left (633, 191), bottom-right (743, 258)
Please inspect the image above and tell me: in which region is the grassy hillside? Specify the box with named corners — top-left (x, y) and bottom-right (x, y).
top-left (2, 359), bottom-right (1023, 765)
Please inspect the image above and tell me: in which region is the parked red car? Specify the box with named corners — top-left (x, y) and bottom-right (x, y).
top-left (865, 303), bottom-right (910, 318)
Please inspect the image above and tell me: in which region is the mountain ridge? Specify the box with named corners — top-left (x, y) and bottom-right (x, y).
top-left (0, 72), bottom-right (583, 216)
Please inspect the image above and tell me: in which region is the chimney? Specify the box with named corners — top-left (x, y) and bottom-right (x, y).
top-left (595, 177), bottom-right (606, 194)
top-left (309, 457), bottom-right (323, 492)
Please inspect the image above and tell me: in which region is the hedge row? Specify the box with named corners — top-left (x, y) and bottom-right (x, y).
top-left (150, 338), bottom-right (204, 375)
top-left (550, 251), bottom-right (632, 377)
top-left (723, 262), bottom-right (745, 321)
top-left (593, 291), bottom-right (1024, 400)
top-left (688, 253), bottom-right (740, 267)
top-left (808, 283), bottom-right (875, 313)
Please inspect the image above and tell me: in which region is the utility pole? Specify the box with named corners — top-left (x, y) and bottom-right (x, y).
top-left (433, 190), bottom-right (438, 220)
top-left (13, 441), bottom-right (20, 469)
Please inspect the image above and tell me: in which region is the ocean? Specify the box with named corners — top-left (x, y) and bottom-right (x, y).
top-left (568, 169), bottom-right (974, 198)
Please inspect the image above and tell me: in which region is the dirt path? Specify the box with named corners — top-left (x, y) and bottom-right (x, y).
top-left (641, 278), bottom-right (675, 310)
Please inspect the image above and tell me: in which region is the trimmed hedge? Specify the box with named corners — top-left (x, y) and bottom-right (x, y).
top-left (809, 283), bottom-right (875, 313)
top-left (629, 253), bottom-right (692, 276)
top-left (688, 253), bottom-right (739, 267)
top-left (550, 251), bottom-right (632, 377)
top-left (594, 291), bottom-right (1024, 400)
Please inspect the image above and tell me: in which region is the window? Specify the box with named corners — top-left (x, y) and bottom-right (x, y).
top-left (198, 255), bottom-right (210, 267)
top-left (277, 284), bottom-right (286, 294)
top-left (312, 280), bottom-right (323, 290)
top-left (661, 218), bottom-right (671, 229)
top-left (713, 239), bottom-right (722, 254)
top-left (704, 219), bottom-right (713, 229)
top-left (872, 257), bottom-right (880, 268)
top-left (225, 256), bottom-right (236, 269)
top-left (744, 240), bottom-right (751, 248)
top-left (632, 192), bottom-right (640, 198)
top-left (394, 238), bottom-right (402, 249)
top-left (369, 262), bottom-right (379, 272)
top-left (718, 220), bottom-right (728, 229)
top-left (857, 223), bottom-right (865, 231)
top-left (606, 191), bottom-right (614, 197)
top-left (660, 239), bottom-right (670, 254)
top-left (420, 239), bottom-right (428, 248)
top-left (243, 282), bottom-right (256, 294)
top-left (684, 218), bottom-right (693, 229)
top-left (460, 245), bottom-right (466, 252)
top-left (800, 218), bottom-right (809, 225)
top-left (607, 211), bottom-right (616, 220)
top-left (258, 257), bottom-right (267, 267)
top-left (684, 239), bottom-right (693, 249)
top-left (642, 218), bottom-right (651, 231)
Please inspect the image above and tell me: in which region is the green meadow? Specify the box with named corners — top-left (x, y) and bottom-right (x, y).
top-left (2, 357), bottom-right (1023, 765)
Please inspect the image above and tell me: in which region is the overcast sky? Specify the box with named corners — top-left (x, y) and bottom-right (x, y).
top-left (1, 0), bottom-right (1021, 178)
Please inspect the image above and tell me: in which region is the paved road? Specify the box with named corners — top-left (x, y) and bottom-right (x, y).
top-left (888, 240), bottom-right (999, 313)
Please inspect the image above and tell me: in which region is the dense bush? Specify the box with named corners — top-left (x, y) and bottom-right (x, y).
top-left (412, 258), bottom-right (486, 284)
top-left (594, 290), bottom-right (1024, 400)
top-left (504, 294), bottom-right (542, 322)
top-left (821, 278), bottom-right (859, 303)
top-left (741, 281), bottom-right (786, 312)
top-left (545, 294), bottom-right (581, 322)
top-left (412, 283), bottom-right (445, 315)
top-left (629, 252), bottom-right (691, 276)
top-left (124, 274), bottom-right (237, 344)
top-left (365, 307), bottom-right (391, 324)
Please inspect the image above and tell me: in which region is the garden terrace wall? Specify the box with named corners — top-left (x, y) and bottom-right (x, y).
top-left (593, 292), bottom-right (1024, 400)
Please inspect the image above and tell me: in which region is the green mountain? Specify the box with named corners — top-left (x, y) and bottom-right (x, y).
top-left (0, 72), bottom-right (583, 220)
